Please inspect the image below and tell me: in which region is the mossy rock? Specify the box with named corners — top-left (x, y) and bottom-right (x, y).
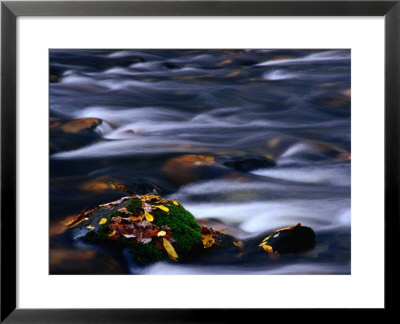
top-left (71, 196), bottom-right (203, 265)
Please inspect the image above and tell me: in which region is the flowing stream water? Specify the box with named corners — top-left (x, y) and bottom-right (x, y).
top-left (50, 49), bottom-right (351, 274)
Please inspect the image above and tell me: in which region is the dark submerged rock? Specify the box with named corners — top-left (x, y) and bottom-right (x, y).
top-left (80, 176), bottom-right (164, 196)
top-left (259, 223), bottom-right (315, 254)
top-left (222, 155), bottom-right (276, 172)
top-left (162, 154), bottom-right (226, 185)
top-left (161, 62), bottom-right (181, 70)
top-left (50, 117), bottom-right (102, 154)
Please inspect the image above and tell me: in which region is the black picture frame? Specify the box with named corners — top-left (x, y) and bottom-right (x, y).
top-left (1, 0), bottom-right (398, 322)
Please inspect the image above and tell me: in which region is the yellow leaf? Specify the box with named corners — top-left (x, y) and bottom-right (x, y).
top-left (259, 243), bottom-right (274, 254)
top-left (130, 215), bottom-right (143, 222)
top-left (157, 231), bottom-right (166, 237)
top-left (173, 199), bottom-right (179, 206)
top-left (163, 238), bottom-right (178, 261)
top-left (233, 240), bottom-right (245, 248)
top-left (144, 210), bottom-right (154, 222)
top-left (140, 194), bottom-right (160, 201)
top-left (156, 205), bottom-right (169, 212)
top-left (86, 225), bottom-right (95, 230)
top-left (202, 234), bottom-right (215, 249)
top-left (99, 218), bottom-right (107, 225)
top-left (262, 235), bottom-right (271, 243)
top-left (107, 229), bottom-right (117, 237)
top-left (274, 223), bottom-right (301, 233)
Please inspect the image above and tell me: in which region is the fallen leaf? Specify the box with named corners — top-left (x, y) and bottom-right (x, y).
top-left (67, 208), bottom-right (89, 228)
top-left (144, 210), bottom-right (154, 222)
top-left (157, 231), bottom-right (166, 237)
top-left (274, 223), bottom-right (301, 233)
top-left (118, 207), bottom-right (132, 216)
top-left (107, 229), bottom-right (117, 237)
top-left (262, 235), bottom-right (271, 243)
top-left (122, 233), bottom-right (136, 239)
top-left (99, 196), bottom-right (133, 209)
top-left (155, 239), bottom-right (164, 250)
top-left (156, 205), bottom-right (169, 212)
top-left (136, 232), bottom-right (143, 243)
top-left (173, 199), bottom-right (179, 206)
top-left (99, 218), bottom-right (107, 225)
top-left (142, 237), bottom-right (152, 244)
top-left (145, 228), bottom-right (159, 237)
top-left (161, 225), bottom-right (172, 231)
top-left (142, 202), bottom-right (156, 213)
top-left (163, 238), bottom-right (178, 261)
top-left (140, 194), bottom-right (160, 201)
top-left (202, 234), bottom-right (215, 248)
top-left (233, 240), bottom-right (245, 248)
top-left (138, 220), bottom-right (152, 228)
top-left (259, 243), bottom-right (274, 254)
top-left (86, 225), bottom-right (95, 230)
top-left (130, 214), bottom-right (143, 222)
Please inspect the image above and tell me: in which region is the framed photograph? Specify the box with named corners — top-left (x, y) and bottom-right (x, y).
top-left (1, 0), bottom-right (398, 321)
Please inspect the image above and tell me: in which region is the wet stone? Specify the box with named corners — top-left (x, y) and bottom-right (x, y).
top-left (260, 224), bottom-right (315, 254)
top-left (221, 155), bottom-right (276, 172)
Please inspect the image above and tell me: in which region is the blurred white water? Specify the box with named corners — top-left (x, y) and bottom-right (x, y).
top-left (50, 49), bottom-right (351, 274)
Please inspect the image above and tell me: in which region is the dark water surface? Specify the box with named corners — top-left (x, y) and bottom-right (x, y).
top-left (50, 49), bottom-right (351, 274)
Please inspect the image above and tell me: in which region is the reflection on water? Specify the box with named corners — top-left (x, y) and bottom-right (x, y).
top-left (50, 49), bottom-right (351, 274)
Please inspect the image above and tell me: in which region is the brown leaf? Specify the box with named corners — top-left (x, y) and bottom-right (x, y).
top-left (118, 207), bottom-right (132, 216)
top-left (155, 239), bottom-right (164, 250)
top-left (142, 202), bottom-right (156, 213)
top-left (137, 220), bottom-right (152, 228)
top-left (161, 225), bottom-right (172, 231)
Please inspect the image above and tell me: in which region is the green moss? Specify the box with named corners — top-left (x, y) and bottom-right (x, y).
top-left (83, 197), bottom-right (203, 264)
top-left (152, 201), bottom-right (202, 258)
top-left (129, 241), bottom-right (167, 265)
top-left (125, 198), bottom-right (143, 214)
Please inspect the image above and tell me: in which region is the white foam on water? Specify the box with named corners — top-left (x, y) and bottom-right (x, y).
top-left (171, 53), bottom-right (213, 63)
top-left (51, 136), bottom-right (204, 158)
top-left (74, 106), bottom-right (189, 125)
top-left (183, 198), bottom-right (350, 238)
top-left (94, 120), bottom-right (113, 136)
top-left (138, 261), bottom-right (350, 275)
top-left (263, 70), bottom-right (299, 80)
top-left (256, 50), bottom-right (350, 67)
top-left (106, 50), bottom-right (137, 58)
top-left (105, 50), bottom-right (163, 60)
top-left (251, 163), bottom-right (350, 186)
top-left (61, 74), bottom-right (195, 92)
